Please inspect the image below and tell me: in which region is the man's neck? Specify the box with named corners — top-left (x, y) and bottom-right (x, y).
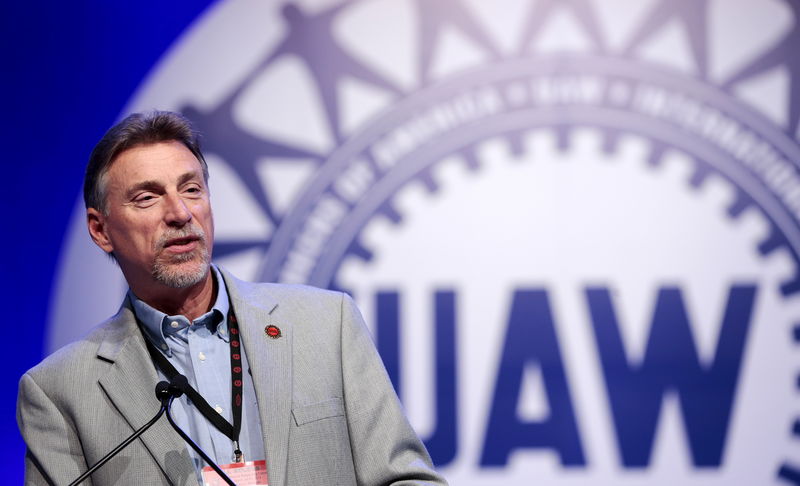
top-left (132, 271), bottom-right (217, 321)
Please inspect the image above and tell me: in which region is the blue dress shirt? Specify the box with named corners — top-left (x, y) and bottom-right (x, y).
top-left (130, 265), bottom-right (265, 479)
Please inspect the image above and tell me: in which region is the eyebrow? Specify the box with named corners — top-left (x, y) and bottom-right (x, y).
top-left (177, 171), bottom-right (203, 186)
top-left (125, 180), bottom-right (163, 199)
top-left (124, 171), bottom-right (203, 199)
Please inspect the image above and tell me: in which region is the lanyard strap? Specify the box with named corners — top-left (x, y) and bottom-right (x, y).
top-left (142, 308), bottom-right (245, 460)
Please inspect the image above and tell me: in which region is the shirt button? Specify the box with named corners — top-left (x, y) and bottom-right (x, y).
top-left (198, 352), bottom-right (206, 361)
top-left (160, 343), bottom-right (168, 351)
top-left (220, 329), bottom-right (226, 336)
top-left (170, 321), bottom-right (180, 328)
top-left (215, 405), bottom-right (223, 414)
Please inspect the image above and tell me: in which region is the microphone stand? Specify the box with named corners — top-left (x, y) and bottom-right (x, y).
top-left (164, 394), bottom-right (237, 486)
top-left (68, 382), bottom-right (172, 486)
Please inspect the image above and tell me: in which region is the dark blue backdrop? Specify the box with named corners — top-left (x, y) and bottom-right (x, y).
top-left (1, 2), bottom-right (215, 481)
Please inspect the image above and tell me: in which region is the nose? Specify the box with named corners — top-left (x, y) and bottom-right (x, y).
top-left (164, 193), bottom-right (192, 227)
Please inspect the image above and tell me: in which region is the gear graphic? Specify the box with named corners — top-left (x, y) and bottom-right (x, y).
top-left (248, 54), bottom-right (800, 296)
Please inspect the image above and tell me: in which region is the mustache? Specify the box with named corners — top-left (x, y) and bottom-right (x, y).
top-left (155, 225), bottom-right (206, 251)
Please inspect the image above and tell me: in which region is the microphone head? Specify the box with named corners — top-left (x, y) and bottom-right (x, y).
top-left (168, 374), bottom-right (189, 398)
top-left (155, 381), bottom-right (171, 400)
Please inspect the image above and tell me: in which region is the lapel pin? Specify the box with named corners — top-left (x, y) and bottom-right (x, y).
top-left (265, 324), bottom-right (282, 339)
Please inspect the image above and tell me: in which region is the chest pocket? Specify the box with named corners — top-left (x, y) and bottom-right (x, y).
top-left (292, 397), bottom-right (345, 426)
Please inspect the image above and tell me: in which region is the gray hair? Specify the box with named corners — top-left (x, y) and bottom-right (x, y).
top-left (83, 110), bottom-right (208, 213)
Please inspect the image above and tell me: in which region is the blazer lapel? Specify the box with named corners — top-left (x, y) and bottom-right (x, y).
top-left (96, 302), bottom-right (198, 485)
top-left (223, 271), bottom-right (291, 486)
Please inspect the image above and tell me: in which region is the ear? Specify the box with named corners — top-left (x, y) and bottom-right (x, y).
top-left (87, 207), bottom-right (114, 254)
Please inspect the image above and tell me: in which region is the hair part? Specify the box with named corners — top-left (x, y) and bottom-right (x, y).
top-left (83, 110), bottom-right (208, 213)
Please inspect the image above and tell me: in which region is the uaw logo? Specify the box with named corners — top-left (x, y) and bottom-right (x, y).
top-left (51, 0), bottom-right (800, 484)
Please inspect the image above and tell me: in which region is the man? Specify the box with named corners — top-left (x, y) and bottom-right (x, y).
top-left (18, 111), bottom-right (446, 486)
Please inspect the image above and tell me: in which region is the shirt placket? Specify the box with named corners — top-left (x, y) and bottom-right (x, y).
top-left (187, 317), bottom-right (233, 463)
top-left (162, 317), bottom-right (209, 470)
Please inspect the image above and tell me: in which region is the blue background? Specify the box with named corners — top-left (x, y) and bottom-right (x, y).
top-left (2, 2), bottom-right (215, 481)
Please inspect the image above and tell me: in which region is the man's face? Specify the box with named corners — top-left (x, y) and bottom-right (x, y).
top-left (87, 141), bottom-right (215, 292)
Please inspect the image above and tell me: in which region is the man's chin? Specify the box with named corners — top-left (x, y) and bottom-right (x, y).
top-left (152, 257), bottom-right (210, 289)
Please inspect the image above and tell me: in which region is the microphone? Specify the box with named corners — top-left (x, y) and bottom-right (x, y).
top-left (155, 380), bottom-right (171, 399)
top-left (162, 374), bottom-right (237, 485)
top-left (68, 381), bottom-right (177, 486)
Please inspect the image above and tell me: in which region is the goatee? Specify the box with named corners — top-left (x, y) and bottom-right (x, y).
top-left (151, 226), bottom-right (211, 288)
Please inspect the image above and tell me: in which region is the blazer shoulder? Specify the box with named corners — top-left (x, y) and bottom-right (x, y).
top-left (221, 267), bottom-right (347, 308)
top-left (259, 282), bottom-right (344, 300)
top-left (22, 308), bottom-right (131, 389)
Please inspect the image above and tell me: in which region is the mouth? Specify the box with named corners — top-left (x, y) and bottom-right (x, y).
top-left (163, 235), bottom-right (201, 253)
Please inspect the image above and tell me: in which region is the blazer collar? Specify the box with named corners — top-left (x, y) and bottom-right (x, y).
top-left (220, 269), bottom-right (291, 486)
top-left (96, 299), bottom-right (199, 485)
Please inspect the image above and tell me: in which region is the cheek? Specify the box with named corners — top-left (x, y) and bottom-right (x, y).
top-left (108, 220), bottom-right (158, 253)
top-left (195, 203), bottom-right (214, 234)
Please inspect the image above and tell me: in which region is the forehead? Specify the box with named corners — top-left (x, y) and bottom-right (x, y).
top-left (105, 141), bottom-right (204, 186)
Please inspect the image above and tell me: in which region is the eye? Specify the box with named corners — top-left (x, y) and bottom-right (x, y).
top-left (133, 193), bottom-right (158, 206)
top-left (184, 184), bottom-right (204, 196)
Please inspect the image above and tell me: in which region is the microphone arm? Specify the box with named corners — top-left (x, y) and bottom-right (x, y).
top-left (68, 376), bottom-right (238, 486)
top-left (68, 382), bottom-right (173, 486)
top-left (164, 394), bottom-right (237, 486)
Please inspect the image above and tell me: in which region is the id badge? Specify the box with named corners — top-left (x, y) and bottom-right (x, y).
top-left (202, 460), bottom-right (268, 486)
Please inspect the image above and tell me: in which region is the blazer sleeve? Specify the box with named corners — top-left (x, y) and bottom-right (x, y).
top-left (338, 293), bottom-right (448, 485)
top-left (17, 372), bottom-right (89, 486)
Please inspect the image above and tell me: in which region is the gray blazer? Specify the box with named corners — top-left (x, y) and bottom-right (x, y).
top-left (18, 269), bottom-right (446, 485)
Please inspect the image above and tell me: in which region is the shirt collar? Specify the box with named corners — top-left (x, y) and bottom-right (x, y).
top-left (129, 265), bottom-right (230, 355)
